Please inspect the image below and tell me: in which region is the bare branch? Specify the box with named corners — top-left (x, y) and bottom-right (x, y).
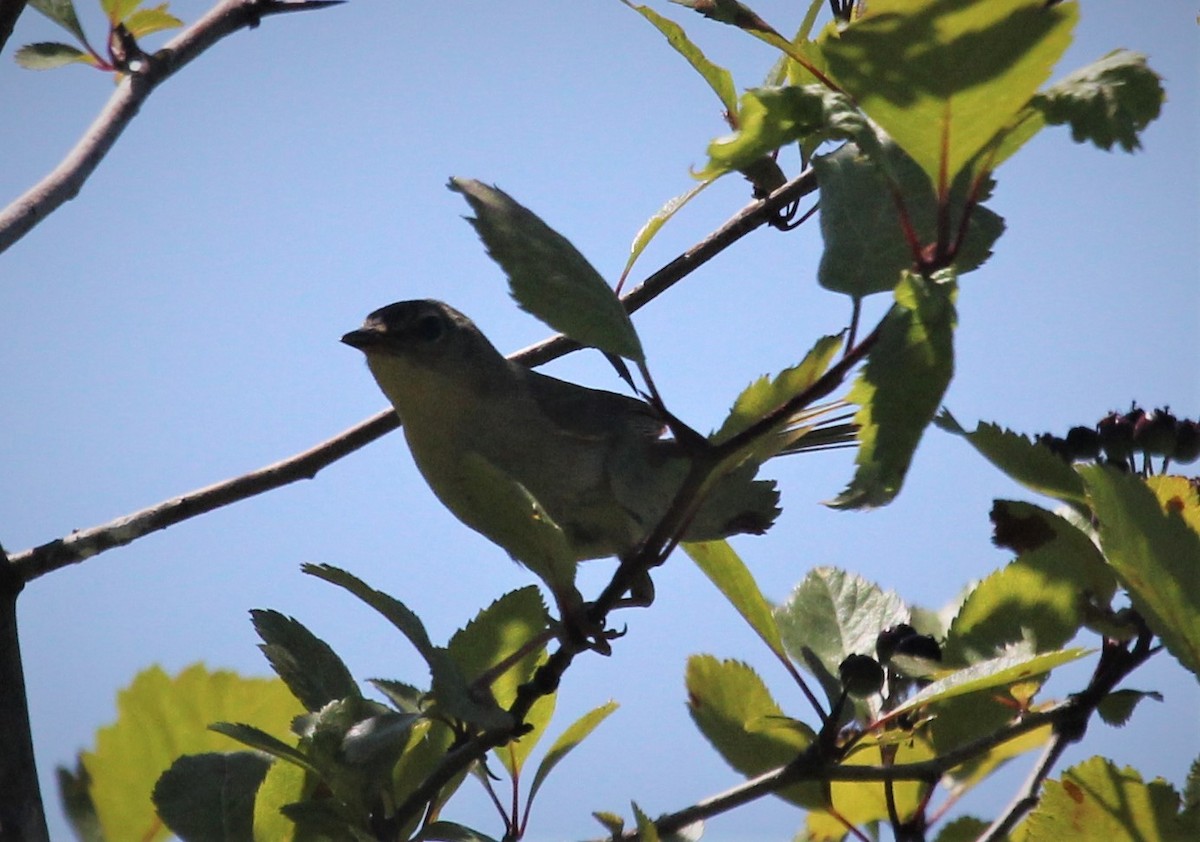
top-left (6, 168), bottom-right (819, 582)
top-left (0, 0), bottom-right (341, 256)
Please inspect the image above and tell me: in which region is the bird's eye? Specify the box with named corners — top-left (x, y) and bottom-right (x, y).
top-left (415, 314), bottom-right (445, 343)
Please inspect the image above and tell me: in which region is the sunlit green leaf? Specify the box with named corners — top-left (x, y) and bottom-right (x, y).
top-left (713, 334), bottom-right (843, 447)
top-left (776, 567), bottom-right (909, 688)
top-left (101, 0), bottom-right (141, 24)
top-left (1014, 757), bottom-right (1198, 841)
top-left (125, 5), bottom-right (184, 39)
top-left (1080, 465), bottom-right (1200, 679)
top-left (685, 655), bottom-right (821, 807)
top-left (14, 41), bottom-right (95, 70)
top-left (684, 540), bottom-right (784, 660)
top-left (527, 700), bottom-right (619, 806)
top-left (891, 647), bottom-right (1090, 718)
top-left (81, 664), bottom-right (304, 842)
top-left (696, 85), bottom-right (869, 180)
top-left (945, 501), bottom-right (1115, 662)
top-left (625, 2), bottom-right (737, 114)
top-left (448, 586), bottom-right (549, 707)
top-left (252, 756), bottom-right (310, 841)
top-left (824, 0), bottom-right (1076, 189)
top-left (806, 735), bottom-right (934, 837)
top-left (632, 802), bottom-right (661, 842)
top-left (830, 270), bottom-right (956, 508)
top-left (448, 177), bottom-right (643, 362)
top-left (935, 411), bottom-right (1087, 505)
top-left (618, 179), bottom-right (713, 288)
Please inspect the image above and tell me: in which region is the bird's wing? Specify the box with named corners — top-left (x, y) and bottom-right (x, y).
top-left (521, 367), bottom-right (665, 442)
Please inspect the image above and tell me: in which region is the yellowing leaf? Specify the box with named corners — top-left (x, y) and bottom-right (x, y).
top-left (1014, 757), bottom-right (1197, 841)
top-left (82, 664), bottom-right (304, 842)
top-left (1081, 465), bottom-right (1200, 679)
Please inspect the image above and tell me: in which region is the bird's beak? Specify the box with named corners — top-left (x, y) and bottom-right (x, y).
top-left (341, 327), bottom-right (381, 351)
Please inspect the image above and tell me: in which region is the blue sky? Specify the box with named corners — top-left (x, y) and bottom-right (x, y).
top-left (1, 1), bottom-right (1197, 839)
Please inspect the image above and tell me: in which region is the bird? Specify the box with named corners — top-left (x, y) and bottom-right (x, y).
top-left (341, 300), bottom-right (788, 586)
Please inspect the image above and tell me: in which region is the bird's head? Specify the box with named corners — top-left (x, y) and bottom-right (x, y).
top-left (343, 299), bottom-right (510, 415)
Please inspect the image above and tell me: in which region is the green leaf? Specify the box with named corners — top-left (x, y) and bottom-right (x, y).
top-left (685, 655), bottom-right (821, 807)
top-left (448, 177), bottom-right (643, 362)
top-left (1031, 50), bottom-right (1164, 153)
top-left (684, 540), bottom-right (785, 660)
top-left (527, 700), bottom-right (619, 807)
top-left (125, 5), bottom-right (184, 39)
top-left (153, 752), bottom-right (270, 841)
top-left (806, 735), bottom-right (935, 836)
top-left (890, 646), bottom-right (1090, 718)
top-left (935, 411), bottom-right (1087, 505)
top-left (934, 816), bottom-right (990, 842)
top-left (936, 700), bottom-right (1053, 791)
top-left (81, 664), bottom-right (304, 842)
top-left (945, 501), bottom-right (1116, 662)
top-left (14, 41), bottom-right (95, 70)
top-left (251, 609), bottom-right (359, 712)
top-left (390, 719), bottom-right (461, 833)
top-left (625, 2), bottom-right (736, 114)
top-left (447, 588), bottom-right (552, 776)
top-left (29, 0), bottom-right (90, 43)
top-left (303, 564), bottom-right (511, 729)
top-left (101, 0), bottom-right (141, 24)
top-left (56, 760), bottom-right (103, 842)
top-left (447, 586), bottom-right (549, 706)
top-left (367, 678), bottom-right (425, 713)
top-left (1014, 757), bottom-right (1198, 842)
top-left (632, 802), bottom-right (661, 842)
top-left (1096, 689), bottom-right (1163, 729)
top-left (1079, 465), bottom-right (1200, 679)
top-left (712, 334), bottom-right (843, 446)
top-left (823, 0), bottom-right (1077, 190)
top-left (830, 270), bottom-right (956, 508)
top-left (207, 722), bottom-right (318, 774)
top-left (815, 142), bottom-right (1004, 298)
top-left (416, 821), bottom-right (503, 842)
top-left (251, 757), bottom-right (311, 841)
top-left (696, 85), bottom-right (868, 180)
top-left (618, 179), bottom-right (713, 288)
top-left (775, 567), bottom-right (909, 697)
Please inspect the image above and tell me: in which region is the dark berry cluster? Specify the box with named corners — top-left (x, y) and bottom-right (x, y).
top-left (1036, 406), bottom-right (1200, 472)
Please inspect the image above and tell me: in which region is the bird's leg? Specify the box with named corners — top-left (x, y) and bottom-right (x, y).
top-left (552, 586), bottom-right (622, 656)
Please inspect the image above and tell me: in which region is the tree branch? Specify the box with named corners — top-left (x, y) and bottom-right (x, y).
top-left (0, 540), bottom-right (49, 842)
top-left (0, 0), bottom-right (28, 57)
top-left (6, 168), bottom-right (819, 583)
top-left (0, 0), bottom-right (341, 256)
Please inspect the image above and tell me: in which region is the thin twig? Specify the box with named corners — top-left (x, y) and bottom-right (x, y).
top-left (0, 0), bottom-right (342, 256)
top-left (6, 168), bottom-right (820, 583)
